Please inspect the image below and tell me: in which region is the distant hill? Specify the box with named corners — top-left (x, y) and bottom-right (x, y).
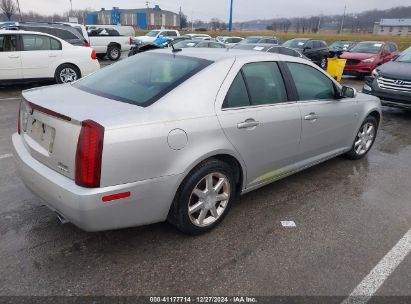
top-left (233, 5), bottom-right (411, 32)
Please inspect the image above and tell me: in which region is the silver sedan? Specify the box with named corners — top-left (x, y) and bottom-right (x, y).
top-left (12, 49), bottom-right (382, 235)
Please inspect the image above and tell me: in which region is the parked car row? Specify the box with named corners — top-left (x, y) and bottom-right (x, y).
top-left (0, 29), bottom-right (99, 84)
top-left (362, 46), bottom-right (411, 109)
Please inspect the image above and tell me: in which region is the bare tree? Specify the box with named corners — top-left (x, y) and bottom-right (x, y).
top-left (0, 0), bottom-right (16, 21)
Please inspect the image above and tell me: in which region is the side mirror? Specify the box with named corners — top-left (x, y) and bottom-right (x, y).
top-left (303, 46), bottom-right (312, 51)
top-left (341, 86), bottom-right (357, 98)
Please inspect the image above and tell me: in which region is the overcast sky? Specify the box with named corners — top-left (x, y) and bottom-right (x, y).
top-left (18, 0), bottom-right (408, 21)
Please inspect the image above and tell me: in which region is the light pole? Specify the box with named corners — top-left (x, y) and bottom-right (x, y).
top-left (69, 0), bottom-right (73, 16)
top-left (15, 0), bottom-right (22, 21)
top-left (228, 0), bottom-right (233, 32)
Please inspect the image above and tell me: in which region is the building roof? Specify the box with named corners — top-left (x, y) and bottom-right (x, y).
top-left (93, 7), bottom-right (179, 16)
top-left (379, 19), bottom-right (411, 26)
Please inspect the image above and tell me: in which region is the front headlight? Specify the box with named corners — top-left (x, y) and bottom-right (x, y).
top-left (362, 57), bottom-right (375, 63)
top-left (371, 69), bottom-right (379, 78)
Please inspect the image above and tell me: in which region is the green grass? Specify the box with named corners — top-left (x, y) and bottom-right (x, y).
top-left (135, 29), bottom-right (411, 51)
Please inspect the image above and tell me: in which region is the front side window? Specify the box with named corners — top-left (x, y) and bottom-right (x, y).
top-left (0, 35), bottom-right (18, 52)
top-left (74, 53), bottom-right (212, 107)
top-left (384, 44), bottom-right (390, 53)
top-left (242, 62), bottom-right (287, 105)
top-left (286, 62), bottom-right (335, 101)
top-left (22, 35), bottom-right (51, 51)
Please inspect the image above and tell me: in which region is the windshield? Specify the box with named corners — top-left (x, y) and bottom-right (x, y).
top-left (349, 42), bottom-right (382, 54)
top-left (233, 44), bottom-right (269, 51)
top-left (146, 30), bottom-right (160, 37)
top-left (174, 41), bottom-right (200, 48)
top-left (239, 37), bottom-right (261, 44)
top-left (74, 53), bottom-right (212, 107)
top-left (395, 48), bottom-right (411, 63)
top-left (282, 39), bottom-right (307, 49)
top-left (330, 41), bottom-right (353, 50)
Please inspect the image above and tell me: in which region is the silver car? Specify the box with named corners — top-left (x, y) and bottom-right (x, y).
top-left (12, 49), bottom-right (382, 235)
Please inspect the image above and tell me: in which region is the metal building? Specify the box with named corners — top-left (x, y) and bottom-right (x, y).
top-left (86, 5), bottom-right (180, 30)
top-left (373, 19), bottom-right (411, 36)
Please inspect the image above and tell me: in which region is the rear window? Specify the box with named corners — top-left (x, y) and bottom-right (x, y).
top-left (74, 53), bottom-right (212, 107)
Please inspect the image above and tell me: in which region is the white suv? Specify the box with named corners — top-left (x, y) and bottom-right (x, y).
top-left (0, 30), bottom-right (100, 84)
top-left (135, 29), bottom-right (180, 44)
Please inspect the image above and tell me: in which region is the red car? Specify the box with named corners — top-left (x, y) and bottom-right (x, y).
top-left (341, 41), bottom-right (400, 76)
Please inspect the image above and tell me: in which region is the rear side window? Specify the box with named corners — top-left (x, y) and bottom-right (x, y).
top-left (75, 53), bottom-right (212, 107)
top-left (223, 73), bottom-right (250, 108)
top-left (242, 62), bottom-right (287, 105)
top-left (286, 62), bottom-right (335, 101)
top-left (54, 28), bottom-right (79, 40)
top-left (167, 31), bottom-right (177, 37)
top-left (22, 35), bottom-right (51, 51)
top-left (0, 35), bottom-right (17, 52)
top-left (50, 38), bottom-right (62, 50)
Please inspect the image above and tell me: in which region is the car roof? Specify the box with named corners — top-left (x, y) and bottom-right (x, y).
top-left (152, 47), bottom-right (300, 62)
top-left (357, 41), bottom-right (385, 44)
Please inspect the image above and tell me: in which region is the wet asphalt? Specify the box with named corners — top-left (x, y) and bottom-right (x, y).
top-left (0, 58), bottom-right (410, 298)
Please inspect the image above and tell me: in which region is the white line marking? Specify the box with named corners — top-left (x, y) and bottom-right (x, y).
top-left (0, 97), bottom-right (20, 101)
top-left (341, 228), bottom-right (411, 304)
top-left (0, 153), bottom-right (13, 160)
top-left (281, 221), bottom-right (296, 227)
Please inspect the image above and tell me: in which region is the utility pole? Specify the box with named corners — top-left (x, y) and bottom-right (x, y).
top-left (317, 15), bottom-right (321, 33)
top-left (340, 5), bottom-right (347, 34)
top-left (69, 0), bottom-right (73, 17)
top-left (228, 0), bottom-right (233, 32)
top-left (179, 6), bottom-right (182, 30)
top-left (15, 0), bottom-right (22, 21)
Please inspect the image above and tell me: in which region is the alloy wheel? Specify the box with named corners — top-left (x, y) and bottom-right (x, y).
top-left (188, 172), bottom-right (231, 227)
top-left (354, 122), bottom-right (376, 156)
top-left (59, 68), bottom-right (78, 83)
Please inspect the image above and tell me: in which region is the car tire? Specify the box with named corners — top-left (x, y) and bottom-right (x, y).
top-left (319, 56), bottom-right (328, 70)
top-left (107, 45), bottom-right (121, 61)
top-left (55, 64), bottom-right (81, 84)
top-left (168, 159), bottom-right (236, 235)
top-left (344, 116), bottom-right (378, 160)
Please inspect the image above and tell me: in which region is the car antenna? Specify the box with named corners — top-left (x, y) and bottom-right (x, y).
top-left (171, 43), bottom-right (182, 53)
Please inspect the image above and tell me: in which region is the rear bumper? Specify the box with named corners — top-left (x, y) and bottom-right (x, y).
top-left (80, 60), bottom-right (100, 77)
top-left (12, 133), bottom-right (181, 232)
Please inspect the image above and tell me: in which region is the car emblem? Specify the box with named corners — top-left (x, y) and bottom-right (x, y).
top-left (394, 80), bottom-right (405, 85)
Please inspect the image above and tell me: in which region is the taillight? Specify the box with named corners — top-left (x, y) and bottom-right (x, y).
top-left (129, 36), bottom-right (132, 45)
top-left (19, 99), bottom-right (32, 134)
top-left (91, 49), bottom-right (97, 60)
top-left (83, 41), bottom-right (90, 47)
top-left (17, 104), bottom-right (21, 134)
top-left (75, 120), bottom-right (104, 188)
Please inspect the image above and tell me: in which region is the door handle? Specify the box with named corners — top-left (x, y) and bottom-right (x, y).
top-left (237, 119), bottom-right (259, 129)
top-left (8, 55), bottom-right (19, 58)
top-left (304, 112), bottom-right (319, 121)
top-left (48, 54), bottom-right (58, 57)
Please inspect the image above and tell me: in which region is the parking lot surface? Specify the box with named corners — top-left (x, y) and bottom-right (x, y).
top-left (0, 59), bottom-right (410, 298)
